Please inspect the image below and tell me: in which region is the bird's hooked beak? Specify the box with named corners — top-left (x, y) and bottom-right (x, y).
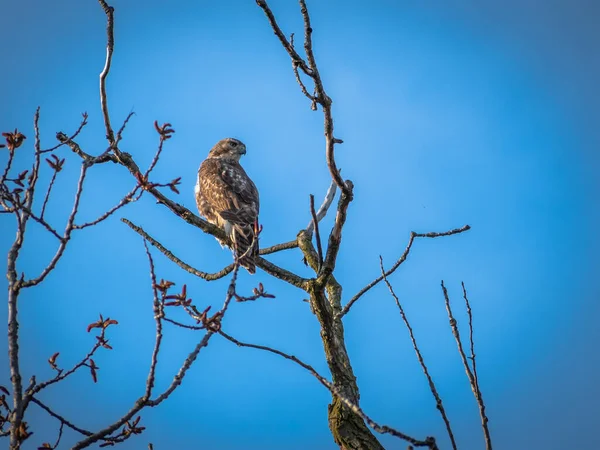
top-left (238, 144), bottom-right (247, 155)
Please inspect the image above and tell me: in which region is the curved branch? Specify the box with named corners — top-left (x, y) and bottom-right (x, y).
top-left (219, 330), bottom-right (438, 449)
top-left (441, 281), bottom-right (492, 450)
top-left (98, 0), bottom-right (116, 145)
top-left (122, 218), bottom-right (234, 281)
top-left (338, 225), bottom-right (471, 319)
top-left (380, 257), bottom-right (457, 450)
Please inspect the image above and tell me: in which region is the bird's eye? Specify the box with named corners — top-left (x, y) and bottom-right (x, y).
top-left (230, 141), bottom-right (238, 147)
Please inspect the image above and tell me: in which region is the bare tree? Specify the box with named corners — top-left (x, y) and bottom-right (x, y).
top-left (1, 1), bottom-right (491, 449)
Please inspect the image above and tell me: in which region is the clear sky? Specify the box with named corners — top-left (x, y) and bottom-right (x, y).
top-left (1, 0), bottom-right (599, 449)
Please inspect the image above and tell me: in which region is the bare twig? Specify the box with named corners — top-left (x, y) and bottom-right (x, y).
top-left (219, 330), bottom-right (438, 449)
top-left (260, 240), bottom-right (298, 255)
top-left (21, 162), bottom-right (89, 288)
top-left (142, 240), bottom-right (163, 400)
top-left (380, 257), bottom-right (457, 450)
top-left (122, 218), bottom-right (308, 289)
top-left (441, 281), bottom-right (492, 450)
top-left (289, 33), bottom-right (317, 106)
top-left (16, 205), bottom-right (63, 241)
top-left (146, 266), bottom-right (240, 407)
top-left (462, 282), bottom-right (480, 392)
top-left (255, 1), bottom-right (313, 76)
top-left (319, 180), bottom-right (353, 280)
top-left (39, 169), bottom-right (58, 220)
top-left (41, 112), bottom-right (88, 154)
top-left (309, 194), bottom-right (323, 271)
top-left (75, 185), bottom-right (141, 229)
top-left (29, 330), bottom-right (107, 396)
top-left (0, 148), bottom-right (15, 188)
top-left (305, 180), bottom-right (337, 234)
top-left (115, 111), bottom-right (135, 145)
top-left (122, 218), bottom-right (235, 281)
top-left (30, 397), bottom-right (93, 437)
top-left (98, 0), bottom-right (116, 145)
top-left (71, 265), bottom-right (240, 449)
top-left (55, 133), bottom-right (116, 164)
top-left (338, 225), bottom-right (471, 318)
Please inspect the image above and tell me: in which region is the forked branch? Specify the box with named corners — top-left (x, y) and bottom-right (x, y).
top-left (339, 225), bottom-right (471, 318)
top-left (441, 281), bottom-right (492, 450)
top-left (380, 257), bottom-right (457, 450)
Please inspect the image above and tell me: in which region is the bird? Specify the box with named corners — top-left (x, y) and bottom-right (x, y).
top-left (195, 138), bottom-right (260, 274)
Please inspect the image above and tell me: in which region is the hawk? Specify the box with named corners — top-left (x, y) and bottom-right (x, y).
top-left (195, 138), bottom-right (260, 274)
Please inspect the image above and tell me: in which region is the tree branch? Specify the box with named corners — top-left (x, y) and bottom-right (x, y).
top-left (98, 0), bottom-right (116, 145)
top-left (142, 240), bottom-right (163, 401)
top-left (380, 257), bottom-right (457, 450)
top-left (441, 281), bottom-right (492, 450)
top-left (220, 330), bottom-right (438, 449)
top-left (75, 185), bottom-right (141, 230)
top-left (305, 180), bottom-right (336, 234)
top-left (255, 1), bottom-right (313, 76)
top-left (309, 194), bottom-right (323, 271)
top-left (21, 162), bottom-right (89, 288)
top-left (30, 397), bottom-right (93, 437)
top-left (338, 225), bottom-right (471, 319)
top-left (319, 180), bottom-right (353, 281)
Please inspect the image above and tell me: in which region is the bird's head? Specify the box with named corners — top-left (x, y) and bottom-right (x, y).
top-left (208, 138), bottom-right (247, 162)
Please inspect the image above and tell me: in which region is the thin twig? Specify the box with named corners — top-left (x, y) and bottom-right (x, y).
top-left (29, 332), bottom-right (105, 396)
top-left (380, 257), bottom-right (457, 450)
top-left (462, 282), bottom-right (480, 391)
top-left (146, 266), bottom-right (240, 407)
top-left (338, 225), bottom-right (471, 319)
top-left (305, 180), bottom-right (337, 234)
top-left (72, 265), bottom-right (240, 449)
top-left (142, 240), bottom-right (163, 400)
top-left (289, 33), bottom-right (317, 106)
top-left (219, 330), bottom-right (438, 449)
top-left (260, 240), bottom-right (298, 255)
top-left (319, 180), bottom-right (353, 280)
top-left (21, 162), bottom-right (89, 288)
top-left (17, 205), bottom-right (63, 241)
top-left (441, 281), bottom-right (492, 450)
top-left (309, 194), bottom-right (323, 271)
top-left (52, 422), bottom-right (64, 449)
top-left (30, 397), bottom-right (93, 437)
top-left (144, 131), bottom-right (167, 179)
top-left (122, 218), bottom-right (235, 281)
top-left (75, 185), bottom-right (141, 229)
top-left (40, 169), bottom-right (58, 220)
top-left (41, 113), bottom-right (88, 154)
top-left (255, 1), bottom-right (313, 76)
top-left (115, 111), bottom-right (135, 145)
top-left (0, 149), bottom-right (15, 187)
top-left (55, 133), bottom-right (116, 164)
top-left (163, 316), bottom-right (204, 331)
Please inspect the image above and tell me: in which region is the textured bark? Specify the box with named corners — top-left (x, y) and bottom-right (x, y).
top-left (299, 231), bottom-right (384, 450)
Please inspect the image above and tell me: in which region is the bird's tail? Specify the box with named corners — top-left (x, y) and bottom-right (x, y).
top-left (232, 223), bottom-right (259, 274)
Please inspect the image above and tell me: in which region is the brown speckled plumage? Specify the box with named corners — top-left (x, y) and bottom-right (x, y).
top-left (195, 138), bottom-right (260, 274)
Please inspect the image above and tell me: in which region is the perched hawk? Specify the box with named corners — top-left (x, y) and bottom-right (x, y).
top-left (195, 138), bottom-right (260, 274)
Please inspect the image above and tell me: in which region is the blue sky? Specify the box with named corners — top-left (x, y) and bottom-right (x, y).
top-left (1, 0), bottom-right (599, 449)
